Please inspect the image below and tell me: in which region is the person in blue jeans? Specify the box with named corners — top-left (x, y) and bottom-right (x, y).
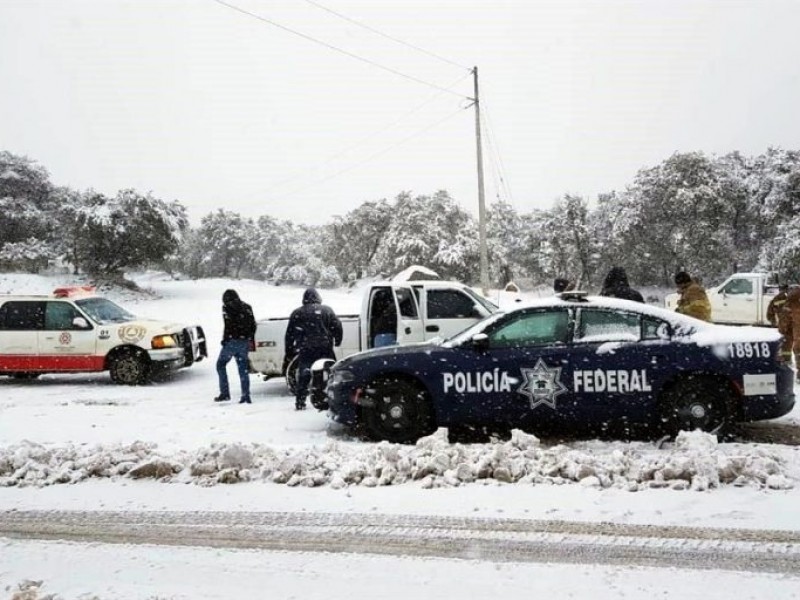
top-left (285, 288), bottom-right (343, 410)
top-left (214, 289), bottom-right (257, 404)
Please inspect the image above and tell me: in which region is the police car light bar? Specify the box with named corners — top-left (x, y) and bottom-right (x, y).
top-left (557, 290), bottom-right (589, 302)
top-left (52, 286), bottom-right (96, 298)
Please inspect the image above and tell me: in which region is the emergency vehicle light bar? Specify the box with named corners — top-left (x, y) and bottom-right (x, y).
top-left (52, 286), bottom-right (96, 298)
top-left (558, 290), bottom-right (589, 302)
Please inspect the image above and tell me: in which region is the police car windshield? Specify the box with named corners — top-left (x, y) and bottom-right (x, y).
top-left (75, 298), bottom-right (136, 324)
top-left (444, 311), bottom-right (507, 346)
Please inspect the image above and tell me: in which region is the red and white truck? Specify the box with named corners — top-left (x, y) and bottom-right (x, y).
top-left (0, 286), bottom-right (207, 384)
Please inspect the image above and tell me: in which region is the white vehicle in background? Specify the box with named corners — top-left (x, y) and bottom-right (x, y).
top-left (249, 280), bottom-right (498, 392)
top-left (665, 272), bottom-right (784, 326)
top-left (0, 286), bottom-right (207, 384)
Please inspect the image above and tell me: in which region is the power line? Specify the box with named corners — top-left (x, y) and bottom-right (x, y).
top-left (301, 0), bottom-right (470, 71)
top-left (275, 105), bottom-right (469, 200)
top-left (211, 0), bottom-right (470, 99)
top-left (247, 72), bottom-right (472, 195)
top-left (481, 98), bottom-right (515, 206)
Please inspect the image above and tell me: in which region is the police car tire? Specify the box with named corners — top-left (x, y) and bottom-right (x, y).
top-left (363, 377), bottom-right (434, 444)
top-left (109, 349), bottom-right (150, 385)
top-left (659, 375), bottom-right (729, 436)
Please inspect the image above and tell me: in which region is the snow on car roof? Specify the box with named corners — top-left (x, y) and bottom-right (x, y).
top-left (499, 294), bottom-right (782, 346)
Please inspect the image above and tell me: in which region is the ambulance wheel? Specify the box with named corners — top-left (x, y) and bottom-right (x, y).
top-left (109, 349), bottom-right (150, 385)
top-left (286, 356), bottom-right (299, 395)
top-left (11, 372), bottom-right (40, 380)
top-left (659, 375), bottom-right (730, 436)
top-left (363, 376), bottom-right (434, 443)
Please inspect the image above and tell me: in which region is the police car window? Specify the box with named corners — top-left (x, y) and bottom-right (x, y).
top-left (721, 278), bottom-right (753, 295)
top-left (576, 309), bottom-right (640, 343)
top-left (427, 290), bottom-right (478, 319)
top-left (395, 288), bottom-right (419, 319)
top-left (45, 302), bottom-right (85, 331)
top-left (488, 310), bottom-right (569, 348)
top-left (643, 317), bottom-right (669, 340)
top-left (0, 301), bottom-right (46, 331)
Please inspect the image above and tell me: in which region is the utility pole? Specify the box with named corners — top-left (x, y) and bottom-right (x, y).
top-left (472, 66), bottom-right (489, 295)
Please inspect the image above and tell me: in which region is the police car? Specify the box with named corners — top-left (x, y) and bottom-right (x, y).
top-left (324, 292), bottom-right (795, 442)
top-left (0, 286), bottom-right (207, 384)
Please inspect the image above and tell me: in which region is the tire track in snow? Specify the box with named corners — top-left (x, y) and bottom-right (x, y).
top-left (2, 510), bottom-right (800, 574)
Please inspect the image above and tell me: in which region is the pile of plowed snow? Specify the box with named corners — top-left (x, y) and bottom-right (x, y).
top-left (1, 429), bottom-right (796, 492)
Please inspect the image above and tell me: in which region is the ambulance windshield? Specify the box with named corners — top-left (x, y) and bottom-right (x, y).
top-left (75, 298), bottom-right (137, 324)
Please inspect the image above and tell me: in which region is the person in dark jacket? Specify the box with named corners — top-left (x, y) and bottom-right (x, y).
top-left (599, 266), bottom-right (644, 303)
top-left (553, 278), bottom-right (571, 293)
top-left (285, 288), bottom-right (343, 410)
top-left (215, 289), bottom-right (257, 404)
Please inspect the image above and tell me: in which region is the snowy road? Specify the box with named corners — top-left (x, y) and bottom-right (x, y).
top-left (3, 510), bottom-right (800, 575)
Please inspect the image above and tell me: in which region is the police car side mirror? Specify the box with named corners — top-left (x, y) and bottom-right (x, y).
top-left (469, 333), bottom-right (489, 350)
top-left (72, 317), bottom-right (90, 329)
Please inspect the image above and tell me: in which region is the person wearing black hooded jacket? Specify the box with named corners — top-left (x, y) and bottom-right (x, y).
top-left (599, 266), bottom-right (645, 303)
top-left (214, 289), bottom-right (257, 403)
top-left (285, 288), bottom-right (343, 410)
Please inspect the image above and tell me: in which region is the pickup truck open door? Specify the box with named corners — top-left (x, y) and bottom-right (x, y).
top-left (392, 285), bottom-right (425, 345)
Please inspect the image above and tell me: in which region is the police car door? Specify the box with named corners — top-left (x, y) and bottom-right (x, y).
top-left (477, 307), bottom-right (573, 429)
top-left (392, 285), bottom-right (424, 344)
top-left (571, 307), bottom-right (672, 429)
top-left (38, 301), bottom-right (98, 370)
top-left (0, 301), bottom-right (44, 371)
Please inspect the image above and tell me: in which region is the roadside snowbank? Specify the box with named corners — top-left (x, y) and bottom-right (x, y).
top-left (1, 429), bottom-right (795, 492)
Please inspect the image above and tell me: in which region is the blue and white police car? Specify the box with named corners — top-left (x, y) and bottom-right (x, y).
top-left (324, 292), bottom-right (795, 442)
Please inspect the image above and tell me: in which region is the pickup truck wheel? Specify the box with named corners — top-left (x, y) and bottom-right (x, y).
top-left (659, 375), bottom-right (731, 436)
top-left (363, 377), bottom-right (434, 443)
top-left (109, 349), bottom-right (150, 385)
top-left (286, 356), bottom-right (299, 395)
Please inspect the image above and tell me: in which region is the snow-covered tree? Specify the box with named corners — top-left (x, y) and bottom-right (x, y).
top-left (373, 191), bottom-right (478, 281)
top-left (67, 189), bottom-right (188, 276)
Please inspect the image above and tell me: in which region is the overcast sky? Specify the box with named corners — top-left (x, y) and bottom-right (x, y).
top-left (2, 0), bottom-right (799, 225)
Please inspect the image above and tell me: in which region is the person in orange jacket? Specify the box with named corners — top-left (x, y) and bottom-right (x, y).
top-left (674, 271), bottom-right (712, 322)
top-left (785, 286), bottom-right (800, 380)
top-left (767, 284), bottom-right (793, 364)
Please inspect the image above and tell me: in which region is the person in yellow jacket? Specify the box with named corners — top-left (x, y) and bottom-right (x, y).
top-left (674, 271), bottom-right (712, 322)
top-left (786, 286), bottom-right (800, 380)
top-left (767, 284), bottom-right (793, 363)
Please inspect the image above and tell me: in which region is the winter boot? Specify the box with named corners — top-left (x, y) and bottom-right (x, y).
top-left (214, 395), bottom-right (231, 402)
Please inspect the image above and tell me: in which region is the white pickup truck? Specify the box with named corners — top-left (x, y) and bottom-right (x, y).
top-left (665, 272), bottom-right (782, 326)
top-left (249, 280), bottom-right (498, 391)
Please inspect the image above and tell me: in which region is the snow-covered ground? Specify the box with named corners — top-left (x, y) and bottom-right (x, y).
top-left (1, 272), bottom-right (799, 599)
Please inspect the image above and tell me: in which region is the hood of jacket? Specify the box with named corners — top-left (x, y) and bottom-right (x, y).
top-left (222, 289), bottom-right (241, 306)
top-left (602, 267), bottom-right (630, 290)
top-left (303, 287), bottom-right (322, 305)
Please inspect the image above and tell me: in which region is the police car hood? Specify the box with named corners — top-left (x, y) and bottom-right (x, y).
top-left (341, 340), bottom-right (437, 364)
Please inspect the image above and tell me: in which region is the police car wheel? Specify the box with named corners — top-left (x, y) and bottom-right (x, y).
top-left (660, 376), bottom-right (729, 436)
top-left (363, 377), bottom-right (433, 444)
top-left (109, 350), bottom-right (150, 385)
